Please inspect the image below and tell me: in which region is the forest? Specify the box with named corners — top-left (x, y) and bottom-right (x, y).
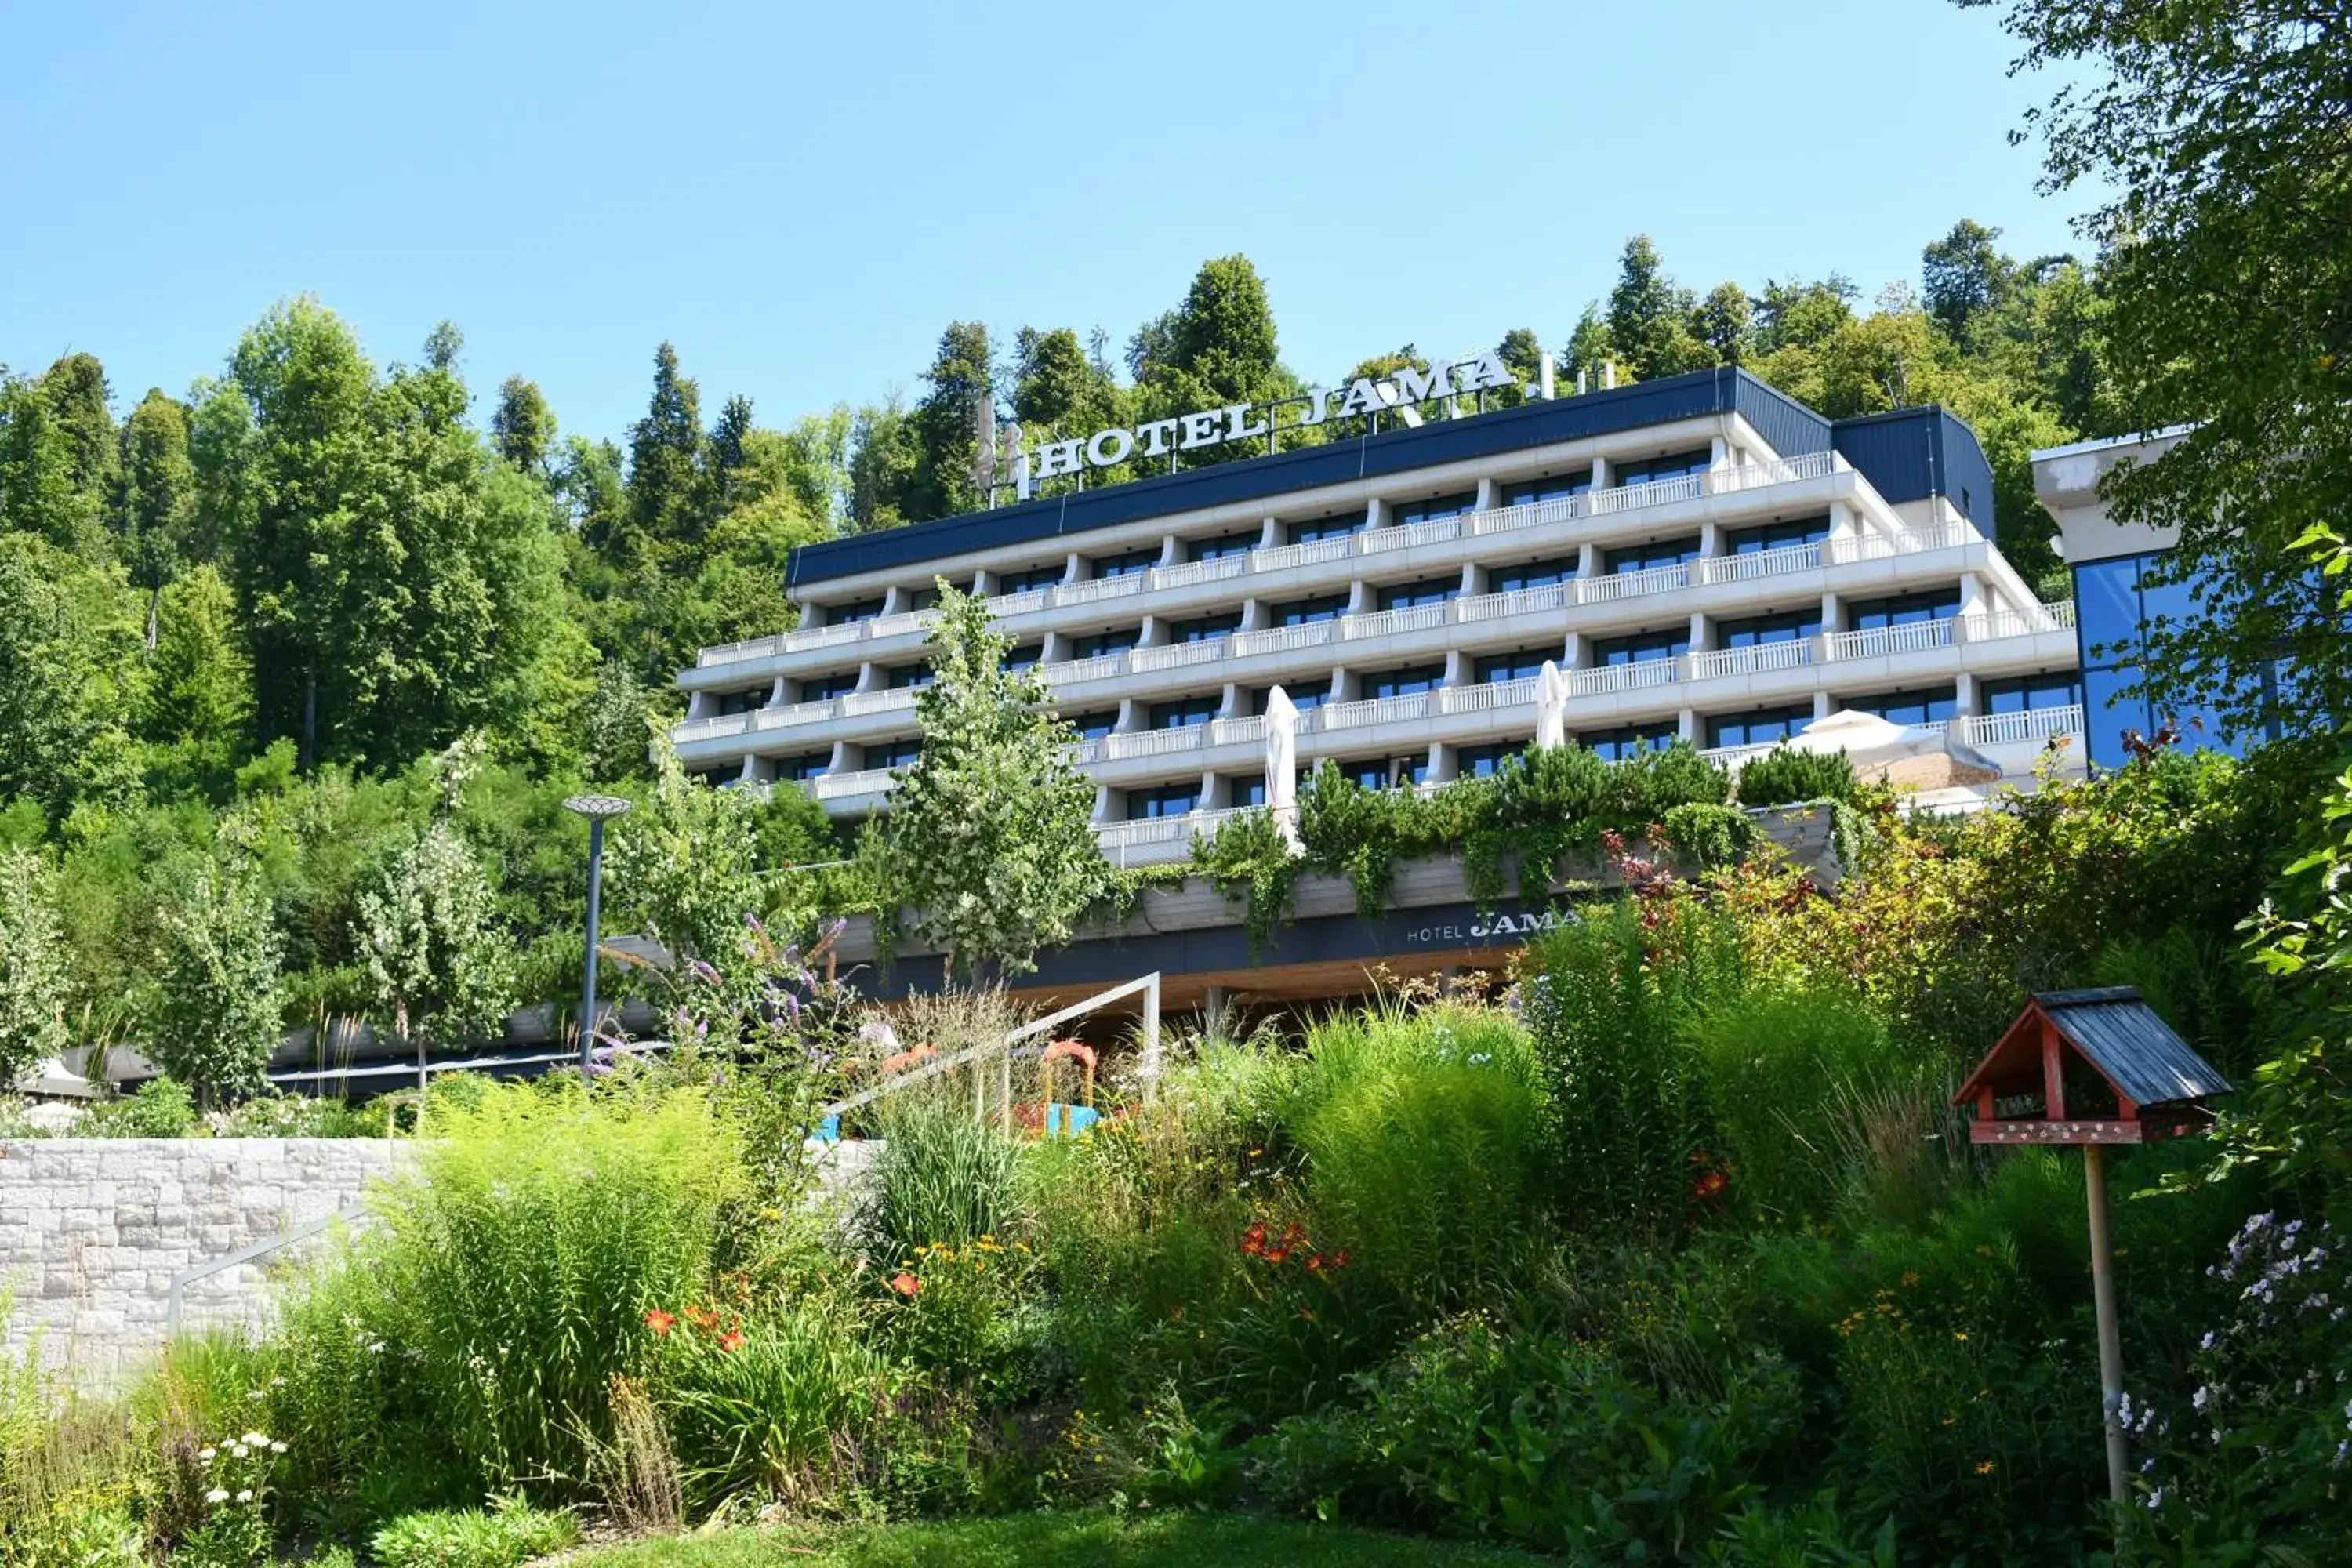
top-left (0, 220), bottom-right (2120, 1053)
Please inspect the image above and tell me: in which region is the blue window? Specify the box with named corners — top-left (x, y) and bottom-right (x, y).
top-left (716, 687), bottom-right (768, 716)
top-left (864, 737), bottom-right (920, 770)
top-left (1613, 449), bottom-right (1711, 486)
top-left (2068, 550), bottom-right (2278, 768)
top-left (1605, 536), bottom-right (1701, 575)
top-left (798, 670), bottom-right (859, 703)
top-left (1458, 742), bottom-right (1519, 779)
top-left (1094, 546), bottom-right (1160, 579)
top-left (829, 596), bottom-right (885, 625)
top-left (1367, 665), bottom-right (1446, 699)
top-left (777, 752), bottom-right (829, 782)
top-left (1843, 686), bottom-right (1957, 726)
top-left (1982, 673), bottom-right (2083, 715)
top-left (1229, 774), bottom-right (1268, 808)
top-left (1334, 755), bottom-right (1427, 789)
top-left (1272, 593), bottom-right (1349, 626)
top-left (1727, 515), bottom-right (1830, 555)
top-left (886, 663), bottom-right (934, 690)
top-left (1064, 710), bottom-right (1119, 740)
top-left (1477, 650), bottom-right (1549, 684)
top-left (1251, 684), bottom-right (1327, 714)
top-left (999, 563), bottom-right (1065, 593)
top-left (906, 584), bottom-right (943, 612)
top-left (1377, 578), bottom-right (1460, 611)
top-left (1849, 587), bottom-right (1962, 630)
top-left (1719, 608), bottom-right (1822, 648)
top-left (1151, 694), bottom-right (1220, 730)
top-left (1131, 782), bottom-right (1200, 820)
top-left (1396, 492), bottom-right (1477, 527)
top-left (1001, 644), bottom-right (1042, 673)
top-left (1288, 513), bottom-right (1367, 546)
top-left (1189, 532), bottom-right (1257, 562)
top-left (1070, 627), bottom-right (1139, 659)
top-left (1503, 471), bottom-right (1593, 507)
top-left (1707, 706), bottom-right (1814, 749)
top-left (1580, 724), bottom-right (1679, 760)
top-left (1172, 612), bottom-right (1242, 643)
top-left (1491, 556), bottom-right (1579, 593)
top-left (1594, 628), bottom-right (1689, 666)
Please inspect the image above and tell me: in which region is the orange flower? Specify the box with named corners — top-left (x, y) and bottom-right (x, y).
top-left (889, 1272), bottom-right (920, 1298)
top-left (643, 1309), bottom-right (674, 1335)
top-left (718, 1328), bottom-right (746, 1352)
top-left (1240, 1223), bottom-right (1267, 1258)
top-left (1329, 1250), bottom-right (1351, 1270)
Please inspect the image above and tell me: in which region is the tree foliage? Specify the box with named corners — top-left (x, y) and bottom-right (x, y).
top-left (0, 847), bottom-right (71, 1087)
top-left (142, 848), bottom-right (286, 1104)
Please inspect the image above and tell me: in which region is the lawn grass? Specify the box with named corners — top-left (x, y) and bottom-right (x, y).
top-left (572, 1511), bottom-right (1551, 1567)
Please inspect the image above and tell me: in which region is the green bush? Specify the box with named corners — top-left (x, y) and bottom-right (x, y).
top-left (1736, 748), bottom-right (1853, 808)
top-left (659, 1299), bottom-right (892, 1509)
top-left (867, 1105), bottom-right (1022, 1262)
top-left (76, 1078), bottom-right (198, 1138)
top-left (368, 1496), bottom-right (576, 1568)
top-left (1658, 803), bottom-right (1759, 869)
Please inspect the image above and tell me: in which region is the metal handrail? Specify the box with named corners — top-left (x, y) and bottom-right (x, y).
top-left (165, 1203), bottom-right (372, 1335)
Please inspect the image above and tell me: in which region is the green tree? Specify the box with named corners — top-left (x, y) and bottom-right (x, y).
top-left (139, 564), bottom-right (254, 793)
top-left (705, 393), bottom-right (755, 516)
top-left (607, 739), bottom-right (761, 968)
top-left (903, 321), bottom-right (993, 522)
top-left (1161, 254), bottom-right (1283, 408)
top-left (1562, 305), bottom-right (1611, 388)
top-left (1690, 282), bottom-right (1755, 364)
top-left (357, 819), bottom-right (519, 1093)
top-left (489, 375), bottom-right (556, 475)
top-left (1922, 219), bottom-right (2013, 339)
top-left (0, 847), bottom-right (71, 1087)
top-left (625, 342), bottom-right (706, 557)
top-left (870, 584), bottom-right (1106, 982)
top-left (1753, 275), bottom-right (1858, 355)
top-left (1012, 325), bottom-right (1126, 446)
top-left (1495, 327), bottom-right (1544, 405)
top-left (117, 388), bottom-right (199, 626)
top-left (0, 371), bottom-right (94, 554)
top-left (41, 353), bottom-right (119, 548)
top-left (0, 533), bottom-right (144, 818)
top-left (1965, 0), bottom-right (2352, 742)
top-left (143, 850), bottom-right (285, 1105)
top-left (1606, 236), bottom-right (1712, 381)
top-left (848, 397), bottom-right (919, 532)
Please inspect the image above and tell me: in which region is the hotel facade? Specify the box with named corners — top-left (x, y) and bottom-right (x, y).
top-left (670, 367), bottom-right (2088, 861)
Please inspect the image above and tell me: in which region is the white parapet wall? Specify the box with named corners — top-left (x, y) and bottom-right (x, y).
top-left (0, 1138), bottom-right (413, 1388)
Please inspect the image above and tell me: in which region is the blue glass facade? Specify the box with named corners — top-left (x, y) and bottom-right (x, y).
top-left (2071, 550), bottom-right (2274, 769)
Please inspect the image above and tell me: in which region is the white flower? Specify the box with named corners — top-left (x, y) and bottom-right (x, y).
top-left (270, 1441), bottom-right (287, 1454)
top-left (230, 1445), bottom-right (249, 1460)
top-left (205, 1489), bottom-right (229, 1504)
top-left (241, 1432), bottom-right (268, 1447)
top-left (198, 1447), bottom-right (216, 1461)
top-left (245, 1389), bottom-right (265, 1402)
top-left (235, 1490), bottom-right (253, 1504)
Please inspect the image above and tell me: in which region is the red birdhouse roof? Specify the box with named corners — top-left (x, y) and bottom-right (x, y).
top-left (1955, 987), bottom-right (2232, 1115)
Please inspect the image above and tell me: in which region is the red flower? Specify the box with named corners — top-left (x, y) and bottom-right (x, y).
top-left (1329, 1250), bottom-right (1351, 1270)
top-left (1240, 1224), bottom-right (1267, 1258)
top-left (1305, 1254), bottom-right (1325, 1272)
top-left (1690, 1169), bottom-right (1729, 1200)
top-left (643, 1309), bottom-right (675, 1335)
top-left (684, 1304), bottom-right (720, 1331)
top-left (889, 1272), bottom-right (920, 1298)
top-left (718, 1328), bottom-right (746, 1352)
top-left (1263, 1247), bottom-right (1289, 1265)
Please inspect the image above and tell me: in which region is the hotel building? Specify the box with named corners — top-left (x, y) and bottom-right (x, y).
top-left (671, 367), bottom-right (2086, 861)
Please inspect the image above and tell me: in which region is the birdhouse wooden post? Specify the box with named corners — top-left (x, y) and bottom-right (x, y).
top-left (1952, 988), bottom-right (2232, 1512)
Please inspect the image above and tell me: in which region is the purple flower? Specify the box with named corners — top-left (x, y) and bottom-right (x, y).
top-left (689, 958), bottom-right (721, 986)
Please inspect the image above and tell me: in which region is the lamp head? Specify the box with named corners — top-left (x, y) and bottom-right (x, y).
top-left (562, 793), bottom-right (635, 822)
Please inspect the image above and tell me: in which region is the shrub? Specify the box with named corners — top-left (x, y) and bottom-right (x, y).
top-left (1659, 802), bottom-right (1758, 869)
top-left (866, 1104), bottom-right (1022, 1263)
top-left (76, 1078), bottom-right (198, 1139)
top-left (654, 1297), bottom-right (891, 1510)
top-left (140, 853), bottom-right (286, 1107)
top-left (368, 1496), bottom-right (576, 1568)
top-left (0, 847), bottom-right (70, 1092)
top-left (1736, 747), bottom-right (1854, 808)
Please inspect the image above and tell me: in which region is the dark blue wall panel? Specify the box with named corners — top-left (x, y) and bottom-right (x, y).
top-left (1831, 408), bottom-right (1995, 540)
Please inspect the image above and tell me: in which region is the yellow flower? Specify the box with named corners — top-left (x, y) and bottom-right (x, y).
top-left (1954, 1331), bottom-right (1969, 1342)
top-left (1901, 1271), bottom-right (1919, 1288)
top-left (1975, 1461), bottom-right (1996, 1475)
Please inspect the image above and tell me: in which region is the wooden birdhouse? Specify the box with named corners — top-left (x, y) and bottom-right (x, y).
top-left (1953, 986), bottom-right (2233, 1146)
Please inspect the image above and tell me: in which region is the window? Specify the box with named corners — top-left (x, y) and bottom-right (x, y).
top-left (886, 663), bottom-right (934, 689)
top-left (1476, 650), bottom-right (1549, 684)
top-left (1288, 513), bottom-right (1367, 546)
top-left (829, 596), bottom-right (886, 625)
top-left (864, 737), bottom-right (920, 770)
top-left (1491, 556), bottom-right (1578, 593)
top-left (1613, 448), bottom-right (1711, 486)
top-left (687, 768), bottom-right (734, 789)
top-left (1579, 723), bottom-right (1679, 760)
top-left (797, 670), bottom-right (859, 703)
top-left (1848, 587), bottom-right (1962, 630)
top-left (1189, 532), bottom-right (1258, 562)
top-left (1094, 546), bottom-right (1160, 579)
top-left (999, 563), bottom-right (1065, 594)
top-left (1150, 694), bottom-right (1220, 729)
top-left (1250, 684), bottom-right (1327, 714)
top-left (1366, 665), bottom-right (1446, 699)
top-left (1593, 627), bottom-right (1689, 666)
top-left (1605, 536), bottom-right (1700, 575)
top-left (1457, 742), bottom-right (1519, 779)
top-left (1000, 644), bottom-right (1042, 672)
top-left (1069, 626), bottom-right (1139, 660)
top-left (1842, 685), bottom-right (1957, 726)
top-left (1718, 608), bottom-right (1823, 648)
top-left (1064, 710), bottom-right (1119, 740)
top-left (1707, 706), bottom-right (1814, 749)
top-left (1377, 577), bottom-right (1460, 611)
top-left (1396, 491), bottom-right (1476, 527)
top-left (1502, 471), bottom-right (1593, 507)
top-left (776, 752), bottom-right (829, 782)
top-left (2069, 550), bottom-right (2272, 769)
top-left (716, 687), bottom-right (768, 716)
top-left (1727, 515), bottom-right (1830, 555)
top-left (1130, 782), bottom-right (1199, 820)
top-left (906, 584), bottom-right (942, 612)
top-left (1229, 774), bottom-right (1268, 808)
top-left (1272, 593), bottom-right (1349, 626)
top-left (1171, 612), bottom-right (1241, 644)
top-left (1982, 673), bottom-right (2083, 715)
top-left (1334, 756), bottom-right (1425, 790)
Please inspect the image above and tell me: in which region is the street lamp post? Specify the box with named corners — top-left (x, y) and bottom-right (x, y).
top-left (561, 794), bottom-right (633, 1080)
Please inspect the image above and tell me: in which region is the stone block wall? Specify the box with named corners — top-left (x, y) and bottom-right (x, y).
top-left (0, 1138), bottom-right (412, 1387)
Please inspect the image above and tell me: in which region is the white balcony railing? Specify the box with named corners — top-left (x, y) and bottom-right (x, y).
top-left (1580, 561), bottom-right (1692, 603)
top-left (1103, 725), bottom-right (1211, 761)
top-left (1318, 691), bottom-right (1432, 731)
top-left (1131, 638), bottom-right (1226, 673)
top-left (1342, 602), bottom-right (1451, 640)
top-left (1824, 619), bottom-right (1961, 662)
top-left (1564, 657), bottom-right (1682, 699)
top-left (694, 448), bottom-right (1856, 668)
top-left (838, 687), bottom-right (920, 717)
top-left (1438, 676), bottom-right (1538, 715)
top-left (811, 767), bottom-right (896, 800)
top-left (1693, 540), bottom-right (1822, 586)
top-left (1687, 639), bottom-right (1815, 681)
top-left (1961, 704), bottom-right (2084, 749)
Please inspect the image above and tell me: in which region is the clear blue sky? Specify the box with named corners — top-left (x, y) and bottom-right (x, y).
top-left (2, 0), bottom-right (2084, 445)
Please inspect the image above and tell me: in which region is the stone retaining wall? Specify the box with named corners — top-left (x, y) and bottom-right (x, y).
top-left (0, 1138), bottom-right (412, 1386)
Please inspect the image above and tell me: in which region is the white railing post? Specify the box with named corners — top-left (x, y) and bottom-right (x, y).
top-left (1142, 972), bottom-right (1161, 1102)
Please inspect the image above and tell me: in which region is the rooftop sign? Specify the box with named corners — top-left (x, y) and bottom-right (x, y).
top-left (1012, 350), bottom-right (1530, 495)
